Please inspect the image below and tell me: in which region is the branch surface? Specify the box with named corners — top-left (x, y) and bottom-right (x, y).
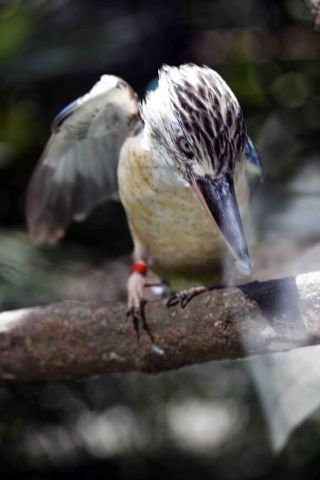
top-left (0, 271), bottom-right (320, 381)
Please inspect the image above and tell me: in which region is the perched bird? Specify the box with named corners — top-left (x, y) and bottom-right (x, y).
top-left (26, 64), bottom-right (261, 336)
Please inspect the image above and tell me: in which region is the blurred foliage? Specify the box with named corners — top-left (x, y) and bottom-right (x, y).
top-left (0, 0), bottom-right (320, 478)
top-left (270, 71), bottom-right (311, 108)
top-left (223, 58), bottom-right (267, 109)
top-left (0, 2), bottom-right (30, 62)
top-left (0, 101), bottom-right (45, 153)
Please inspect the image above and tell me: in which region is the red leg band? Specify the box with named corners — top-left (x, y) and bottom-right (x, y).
top-left (130, 261), bottom-right (148, 276)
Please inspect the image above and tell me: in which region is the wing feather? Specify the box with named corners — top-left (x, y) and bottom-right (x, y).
top-left (244, 136), bottom-right (263, 177)
top-left (26, 75), bottom-right (141, 244)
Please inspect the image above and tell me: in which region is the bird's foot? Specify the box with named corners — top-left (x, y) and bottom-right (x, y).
top-left (127, 271), bottom-right (161, 343)
top-left (166, 285), bottom-right (208, 309)
top-left (127, 299), bottom-right (154, 344)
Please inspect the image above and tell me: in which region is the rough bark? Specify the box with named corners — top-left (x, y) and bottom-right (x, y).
top-left (0, 271), bottom-right (319, 381)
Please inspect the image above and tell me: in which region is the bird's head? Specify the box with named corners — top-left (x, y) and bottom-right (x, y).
top-left (142, 64), bottom-right (251, 275)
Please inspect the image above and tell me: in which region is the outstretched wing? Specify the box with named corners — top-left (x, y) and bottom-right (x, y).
top-left (26, 75), bottom-right (141, 244)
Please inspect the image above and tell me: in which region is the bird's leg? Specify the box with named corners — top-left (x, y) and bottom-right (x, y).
top-left (166, 285), bottom-right (208, 309)
top-left (127, 260), bottom-right (162, 342)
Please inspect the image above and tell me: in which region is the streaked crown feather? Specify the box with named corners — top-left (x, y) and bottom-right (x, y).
top-left (142, 64), bottom-right (246, 179)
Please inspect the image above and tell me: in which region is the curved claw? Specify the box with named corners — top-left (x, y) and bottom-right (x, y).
top-left (127, 300), bottom-right (154, 343)
top-left (127, 271), bottom-right (157, 343)
top-left (126, 306), bottom-right (140, 341)
top-left (166, 286), bottom-right (207, 309)
top-left (166, 294), bottom-right (180, 308)
top-left (181, 293), bottom-right (193, 308)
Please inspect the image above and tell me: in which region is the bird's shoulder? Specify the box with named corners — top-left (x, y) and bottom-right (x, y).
top-left (119, 133), bottom-right (152, 184)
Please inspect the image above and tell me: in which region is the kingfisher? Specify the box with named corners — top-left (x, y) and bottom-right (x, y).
top-left (26, 64), bottom-right (261, 337)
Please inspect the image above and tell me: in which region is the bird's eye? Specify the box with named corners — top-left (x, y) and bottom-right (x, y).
top-left (178, 137), bottom-right (192, 155)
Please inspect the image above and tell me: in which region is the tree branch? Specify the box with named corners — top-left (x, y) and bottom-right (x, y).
top-left (0, 271), bottom-right (320, 381)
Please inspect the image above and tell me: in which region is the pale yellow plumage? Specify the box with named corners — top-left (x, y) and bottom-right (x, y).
top-left (118, 133), bottom-right (251, 287)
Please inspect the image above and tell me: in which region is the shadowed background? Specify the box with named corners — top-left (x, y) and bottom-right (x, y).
top-left (1, 0), bottom-right (320, 478)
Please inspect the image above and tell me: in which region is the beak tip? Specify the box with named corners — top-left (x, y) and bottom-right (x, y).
top-left (235, 256), bottom-right (252, 277)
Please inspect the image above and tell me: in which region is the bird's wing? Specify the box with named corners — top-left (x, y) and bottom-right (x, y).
top-left (26, 75), bottom-right (141, 244)
top-left (244, 136), bottom-right (263, 178)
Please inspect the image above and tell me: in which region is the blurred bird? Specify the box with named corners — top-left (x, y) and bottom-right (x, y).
top-left (26, 64), bottom-right (261, 337)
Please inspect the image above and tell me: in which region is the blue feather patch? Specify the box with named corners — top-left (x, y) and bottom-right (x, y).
top-left (146, 77), bottom-right (159, 93)
top-left (244, 136), bottom-right (262, 174)
top-left (51, 99), bottom-right (80, 132)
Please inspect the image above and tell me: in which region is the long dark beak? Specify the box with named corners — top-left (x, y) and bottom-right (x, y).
top-left (192, 174), bottom-right (252, 276)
